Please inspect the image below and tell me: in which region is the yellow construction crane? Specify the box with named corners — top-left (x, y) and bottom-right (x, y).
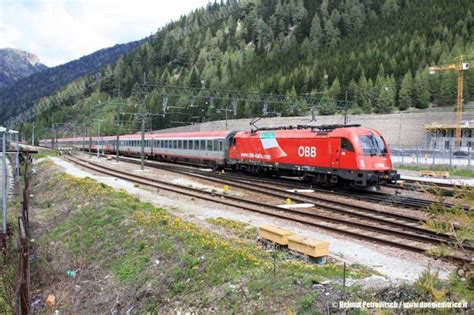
top-left (429, 56), bottom-right (470, 148)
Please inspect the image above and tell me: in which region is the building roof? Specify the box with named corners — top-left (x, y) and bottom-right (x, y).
top-left (424, 122), bottom-right (474, 131)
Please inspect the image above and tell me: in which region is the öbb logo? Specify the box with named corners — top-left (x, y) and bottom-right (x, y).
top-left (298, 146), bottom-right (317, 158)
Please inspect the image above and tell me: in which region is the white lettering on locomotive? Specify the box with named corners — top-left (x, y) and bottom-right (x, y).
top-left (298, 146), bottom-right (317, 158)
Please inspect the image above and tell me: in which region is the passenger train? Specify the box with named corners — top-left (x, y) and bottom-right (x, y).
top-left (41, 124), bottom-right (399, 188)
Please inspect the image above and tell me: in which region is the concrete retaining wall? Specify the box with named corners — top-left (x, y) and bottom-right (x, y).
top-left (155, 110), bottom-right (474, 148)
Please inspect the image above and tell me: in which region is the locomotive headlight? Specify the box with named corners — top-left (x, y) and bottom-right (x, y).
top-left (358, 158), bottom-right (366, 169)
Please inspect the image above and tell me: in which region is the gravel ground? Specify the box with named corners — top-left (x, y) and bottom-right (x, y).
top-left (42, 156), bottom-right (457, 284)
top-left (398, 170), bottom-right (474, 187)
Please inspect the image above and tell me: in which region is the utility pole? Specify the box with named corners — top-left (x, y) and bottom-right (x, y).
top-left (96, 119), bottom-right (103, 158)
top-left (429, 56), bottom-right (470, 148)
top-left (32, 122), bottom-right (35, 146)
top-left (140, 113), bottom-right (146, 170)
top-left (51, 116), bottom-right (55, 149)
top-left (343, 90), bottom-right (348, 125)
top-left (140, 74), bottom-right (146, 170)
top-left (9, 130), bottom-right (19, 180)
top-left (88, 127), bottom-right (92, 158)
top-left (116, 106), bottom-right (122, 163)
top-left (0, 127), bottom-right (7, 232)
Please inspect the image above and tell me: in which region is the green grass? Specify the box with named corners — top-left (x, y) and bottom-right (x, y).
top-left (206, 217), bottom-right (258, 239)
top-left (32, 150), bottom-right (58, 159)
top-left (30, 161), bottom-right (377, 312)
top-left (395, 164), bottom-right (474, 178)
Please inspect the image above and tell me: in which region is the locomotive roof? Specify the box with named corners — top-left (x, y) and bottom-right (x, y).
top-left (54, 126), bottom-right (382, 142)
top-left (237, 127), bottom-right (381, 138)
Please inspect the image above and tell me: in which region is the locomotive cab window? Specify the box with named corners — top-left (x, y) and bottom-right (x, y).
top-left (359, 135), bottom-right (387, 156)
top-left (341, 138), bottom-right (354, 152)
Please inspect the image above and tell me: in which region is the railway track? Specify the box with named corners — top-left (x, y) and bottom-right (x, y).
top-left (63, 154), bottom-right (472, 264)
top-left (100, 152), bottom-right (466, 212)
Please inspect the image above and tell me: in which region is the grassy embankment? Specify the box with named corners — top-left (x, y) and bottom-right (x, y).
top-left (395, 164), bottom-right (474, 178)
top-left (29, 159), bottom-right (374, 313)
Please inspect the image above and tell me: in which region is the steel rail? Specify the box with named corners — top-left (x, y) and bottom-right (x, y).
top-left (63, 155), bottom-right (471, 264)
top-left (100, 154), bottom-right (472, 250)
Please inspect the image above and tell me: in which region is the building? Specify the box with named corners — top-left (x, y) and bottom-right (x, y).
top-left (425, 121), bottom-right (474, 151)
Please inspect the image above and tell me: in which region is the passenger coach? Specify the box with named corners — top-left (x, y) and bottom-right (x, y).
top-left (56, 131), bottom-right (237, 167)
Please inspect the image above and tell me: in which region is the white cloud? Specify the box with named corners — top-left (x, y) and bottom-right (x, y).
top-left (0, 0), bottom-right (211, 66)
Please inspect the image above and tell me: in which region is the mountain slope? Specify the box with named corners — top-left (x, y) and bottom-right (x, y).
top-left (0, 48), bottom-right (47, 88)
top-left (0, 39), bottom-right (145, 121)
top-left (9, 0), bottom-right (474, 140)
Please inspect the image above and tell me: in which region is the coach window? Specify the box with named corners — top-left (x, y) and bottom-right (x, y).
top-left (341, 138), bottom-right (354, 152)
top-left (193, 140), bottom-right (198, 150)
top-left (200, 140), bottom-right (206, 150)
top-left (183, 140), bottom-right (188, 149)
top-left (207, 140), bottom-right (213, 151)
top-left (219, 140), bottom-right (223, 151)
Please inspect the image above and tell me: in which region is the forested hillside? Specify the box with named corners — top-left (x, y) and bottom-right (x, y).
top-left (9, 0), bottom-right (474, 141)
top-left (0, 40), bottom-right (144, 122)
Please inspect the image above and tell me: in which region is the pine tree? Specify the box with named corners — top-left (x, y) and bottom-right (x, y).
top-left (255, 18), bottom-right (273, 52)
top-left (382, 0), bottom-right (400, 15)
top-left (398, 71), bottom-right (413, 110)
top-left (309, 14), bottom-right (323, 53)
top-left (319, 92), bottom-right (337, 115)
top-left (413, 70), bottom-right (431, 109)
top-left (374, 75), bottom-right (395, 113)
top-left (439, 75), bottom-right (455, 107)
top-left (329, 77), bottom-right (341, 100)
top-left (324, 10), bottom-right (341, 47)
top-left (189, 67), bottom-right (201, 88)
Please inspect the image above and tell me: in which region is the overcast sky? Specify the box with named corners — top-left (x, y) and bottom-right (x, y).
top-left (0, 0), bottom-right (211, 67)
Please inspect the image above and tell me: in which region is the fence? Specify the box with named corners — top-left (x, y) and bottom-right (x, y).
top-left (0, 152), bottom-right (31, 314)
top-left (390, 146), bottom-right (473, 169)
top-left (16, 154), bottom-right (31, 314)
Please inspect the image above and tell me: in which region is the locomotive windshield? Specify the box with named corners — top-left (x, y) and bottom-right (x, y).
top-left (359, 135), bottom-right (387, 156)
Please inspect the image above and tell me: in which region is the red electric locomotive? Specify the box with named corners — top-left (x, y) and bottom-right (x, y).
top-left (227, 124), bottom-right (399, 187)
top-left (50, 124), bottom-right (398, 188)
